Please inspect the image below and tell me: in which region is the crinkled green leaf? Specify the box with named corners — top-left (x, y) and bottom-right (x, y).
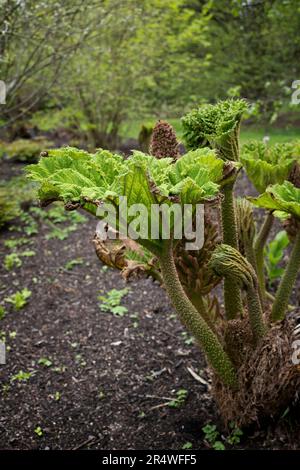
top-left (179, 178), bottom-right (219, 205)
top-left (120, 166), bottom-right (155, 208)
top-left (170, 149), bottom-right (223, 184)
top-left (249, 181), bottom-right (300, 219)
top-left (26, 146), bottom-right (225, 249)
top-left (182, 99), bottom-right (248, 161)
top-left (128, 151), bottom-right (173, 197)
top-left (27, 147), bottom-right (91, 181)
top-left (27, 147), bottom-right (126, 205)
top-left (27, 146), bottom-right (223, 207)
top-left (241, 141), bottom-right (296, 193)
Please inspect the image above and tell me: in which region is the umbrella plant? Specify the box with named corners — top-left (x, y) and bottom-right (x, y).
top-left (27, 101), bottom-right (300, 426)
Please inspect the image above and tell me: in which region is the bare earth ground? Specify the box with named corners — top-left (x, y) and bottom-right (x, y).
top-left (0, 161), bottom-right (300, 450)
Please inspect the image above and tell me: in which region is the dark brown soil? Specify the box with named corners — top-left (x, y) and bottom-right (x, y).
top-left (0, 161), bottom-right (300, 450)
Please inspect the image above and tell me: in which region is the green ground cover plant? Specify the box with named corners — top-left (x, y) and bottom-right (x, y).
top-left (98, 288), bottom-right (130, 316)
top-left (0, 138), bottom-right (53, 163)
top-left (5, 288), bottom-right (32, 311)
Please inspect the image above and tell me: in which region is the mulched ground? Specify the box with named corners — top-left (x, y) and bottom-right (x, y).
top-left (0, 160), bottom-right (300, 450)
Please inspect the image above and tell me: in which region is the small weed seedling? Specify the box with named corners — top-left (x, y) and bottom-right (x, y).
top-left (227, 422), bottom-right (243, 445)
top-left (20, 212), bottom-right (38, 236)
top-left (38, 357), bottom-right (53, 367)
top-left (4, 251), bottom-right (35, 271)
top-left (167, 389), bottom-right (188, 409)
top-left (68, 211), bottom-right (87, 225)
top-left (20, 250), bottom-right (35, 258)
top-left (130, 313), bottom-right (139, 328)
top-left (41, 205), bottom-right (86, 241)
top-left (182, 442), bottom-right (193, 450)
top-left (5, 288), bottom-right (31, 310)
top-left (64, 258), bottom-right (84, 270)
top-left (11, 370), bottom-right (34, 382)
top-left (2, 384), bottom-right (10, 395)
top-left (31, 204), bottom-right (87, 225)
top-left (181, 331), bottom-right (194, 346)
top-left (34, 426), bottom-right (43, 437)
top-left (29, 207), bottom-right (48, 220)
top-left (47, 205), bottom-right (87, 225)
top-left (48, 391), bottom-right (61, 401)
top-left (202, 424), bottom-right (225, 450)
top-left (98, 288), bottom-right (130, 316)
top-left (4, 253), bottom-right (22, 270)
top-left (52, 365), bottom-right (67, 374)
top-left (46, 206), bottom-right (69, 223)
top-left (75, 353), bottom-right (87, 367)
top-left (4, 237), bottom-right (32, 249)
top-left (46, 224), bottom-right (77, 240)
top-left (202, 422), bottom-right (243, 449)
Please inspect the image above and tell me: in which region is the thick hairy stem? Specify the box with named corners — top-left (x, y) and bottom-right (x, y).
top-left (221, 183), bottom-right (243, 319)
top-left (246, 285), bottom-right (267, 344)
top-left (210, 244), bottom-right (266, 344)
top-left (235, 198), bottom-right (263, 310)
top-left (187, 292), bottom-right (217, 335)
top-left (254, 212), bottom-right (274, 303)
top-left (221, 183), bottom-right (239, 247)
top-left (244, 238), bottom-right (257, 272)
top-left (244, 239), bottom-right (265, 307)
top-left (271, 231), bottom-right (300, 322)
top-left (158, 240), bottom-right (238, 389)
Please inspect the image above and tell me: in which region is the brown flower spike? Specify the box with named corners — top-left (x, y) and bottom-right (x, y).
top-left (149, 120), bottom-right (180, 160)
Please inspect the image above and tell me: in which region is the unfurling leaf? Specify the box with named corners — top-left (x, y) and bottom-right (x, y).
top-left (182, 99), bottom-right (248, 161)
top-left (249, 181), bottom-right (300, 220)
top-left (241, 141), bottom-right (297, 193)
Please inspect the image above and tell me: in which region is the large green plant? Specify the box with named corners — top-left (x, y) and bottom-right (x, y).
top-left (27, 101), bottom-right (300, 426)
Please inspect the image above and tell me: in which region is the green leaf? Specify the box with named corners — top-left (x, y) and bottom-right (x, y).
top-left (213, 441), bottom-right (225, 451)
top-left (27, 147), bottom-right (125, 205)
top-left (182, 99), bottom-right (248, 161)
top-left (265, 231), bottom-right (289, 282)
top-left (27, 146), bottom-right (224, 251)
top-left (241, 141), bottom-right (296, 193)
top-left (249, 181), bottom-right (300, 219)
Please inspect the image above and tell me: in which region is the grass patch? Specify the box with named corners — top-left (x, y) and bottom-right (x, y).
top-left (122, 118), bottom-right (299, 145)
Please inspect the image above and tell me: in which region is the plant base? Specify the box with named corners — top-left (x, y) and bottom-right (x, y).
top-left (213, 317), bottom-right (300, 427)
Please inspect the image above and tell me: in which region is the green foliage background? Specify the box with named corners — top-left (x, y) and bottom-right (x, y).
top-left (1, 0), bottom-right (299, 145)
